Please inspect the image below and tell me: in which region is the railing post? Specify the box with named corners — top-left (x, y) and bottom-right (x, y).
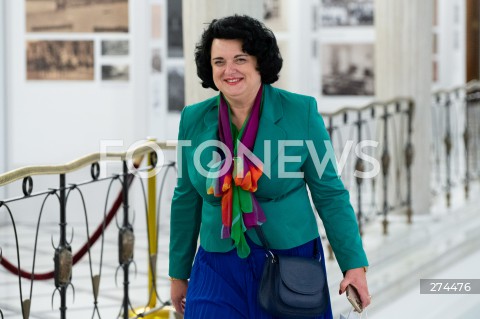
top-left (119, 161), bottom-right (134, 319)
top-left (405, 101), bottom-right (414, 223)
top-left (60, 175), bottom-right (67, 319)
top-left (355, 111), bottom-right (365, 236)
top-left (465, 88), bottom-right (480, 190)
top-left (444, 96), bottom-right (452, 207)
top-left (464, 92), bottom-right (471, 200)
top-left (381, 106), bottom-right (391, 235)
top-left (55, 173), bottom-right (72, 319)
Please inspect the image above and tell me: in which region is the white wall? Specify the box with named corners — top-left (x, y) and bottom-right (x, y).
top-left (0, 0), bottom-right (6, 200)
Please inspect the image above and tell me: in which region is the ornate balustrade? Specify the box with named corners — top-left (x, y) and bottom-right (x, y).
top-left (321, 98), bottom-right (414, 236)
top-left (431, 81), bottom-right (480, 206)
top-left (0, 141), bottom-right (176, 319)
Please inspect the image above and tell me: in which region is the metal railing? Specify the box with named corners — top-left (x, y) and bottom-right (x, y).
top-left (321, 97), bottom-right (415, 236)
top-left (431, 81), bottom-right (480, 206)
top-left (0, 140), bottom-right (176, 319)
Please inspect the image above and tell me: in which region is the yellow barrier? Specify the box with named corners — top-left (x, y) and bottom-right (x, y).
top-left (129, 139), bottom-right (176, 318)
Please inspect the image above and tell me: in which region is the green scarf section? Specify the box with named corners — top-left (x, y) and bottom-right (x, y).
top-left (229, 109), bottom-right (252, 258)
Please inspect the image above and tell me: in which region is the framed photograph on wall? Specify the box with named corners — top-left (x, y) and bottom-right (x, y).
top-left (101, 64), bottom-right (129, 81)
top-left (26, 0), bottom-right (129, 33)
top-left (321, 0), bottom-right (374, 27)
top-left (432, 61), bottom-right (438, 82)
top-left (263, 0), bottom-right (288, 32)
top-left (26, 40), bottom-right (94, 80)
top-left (152, 48), bottom-right (162, 74)
top-left (151, 4), bottom-right (162, 39)
top-left (321, 43), bottom-right (374, 96)
top-left (167, 65), bottom-right (184, 112)
top-left (167, 0), bottom-right (183, 57)
top-left (101, 40), bottom-right (129, 56)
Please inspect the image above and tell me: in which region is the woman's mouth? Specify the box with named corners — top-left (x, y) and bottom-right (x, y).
top-left (225, 78), bottom-right (242, 85)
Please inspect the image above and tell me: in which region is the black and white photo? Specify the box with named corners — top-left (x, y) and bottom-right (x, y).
top-left (151, 48), bottom-right (162, 74)
top-left (321, 0), bottom-right (374, 27)
top-left (263, 0), bottom-right (288, 31)
top-left (167, 0), bottom-right (183, 57)
top-left (321, 43), bottom-right (374, 96)
top-left (101, 64), bottom-right (129, 81)
top-left (167, 66), bottom-right (184, 112)
top-left (101, 40), bottom-right (129, 56)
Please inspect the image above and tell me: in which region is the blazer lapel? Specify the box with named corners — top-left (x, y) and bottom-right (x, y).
top-left (194, 102), bottom-right (219, 176)
top-left (253, 85), bottom-right (286, 170)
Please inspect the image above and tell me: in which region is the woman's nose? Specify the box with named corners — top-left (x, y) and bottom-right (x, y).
top-left (225, 61), bottom-right (236, 74)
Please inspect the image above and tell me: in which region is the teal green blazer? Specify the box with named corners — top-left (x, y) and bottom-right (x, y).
top-left (169, 84), bottom-right (368, 279)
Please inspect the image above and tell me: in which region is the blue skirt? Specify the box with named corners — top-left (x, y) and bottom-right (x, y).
top-left (184, 236), bottom-right (333, 319)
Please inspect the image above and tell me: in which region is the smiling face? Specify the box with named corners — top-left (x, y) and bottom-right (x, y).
top-left (210, 38), bottom-right (262, 106)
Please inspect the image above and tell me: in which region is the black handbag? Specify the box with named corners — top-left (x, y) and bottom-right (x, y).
top-left (255, 226), bottom-right (328, 318)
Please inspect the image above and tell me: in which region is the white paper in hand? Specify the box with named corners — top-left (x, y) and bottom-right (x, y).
top-left (340, 309), bottom-right (364, 319)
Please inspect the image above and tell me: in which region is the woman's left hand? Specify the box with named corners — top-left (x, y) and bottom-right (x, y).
top-left (339, 267), bottom-right (371, 309)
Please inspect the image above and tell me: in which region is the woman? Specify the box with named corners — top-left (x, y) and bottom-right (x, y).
top-left (169, 15), bottom-right (370, 318)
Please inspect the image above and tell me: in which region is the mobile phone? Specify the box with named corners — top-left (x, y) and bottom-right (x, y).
top-left (346, 285), bottom-right (363, 313)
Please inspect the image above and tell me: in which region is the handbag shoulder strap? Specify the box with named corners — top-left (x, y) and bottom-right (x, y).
top-left (254, 225), bottom-right (272, 252)
top-left (255, 226), bottom-right (322, 259)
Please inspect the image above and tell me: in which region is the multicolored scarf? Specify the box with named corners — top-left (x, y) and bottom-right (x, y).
top-left (206, 85), bottom-right (266, 258)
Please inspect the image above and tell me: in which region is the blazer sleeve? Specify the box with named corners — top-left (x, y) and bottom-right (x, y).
top-left (169, 107), bottom-right (203, 279)
top-left (302, 97), bottom-right (369, 273)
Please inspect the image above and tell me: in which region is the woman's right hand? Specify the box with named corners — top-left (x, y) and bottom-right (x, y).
top-left (170, 279), bottom-right (188, 315)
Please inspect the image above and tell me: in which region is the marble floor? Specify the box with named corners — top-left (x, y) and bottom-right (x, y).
top-left (0, 218), bottom-right (172, 319)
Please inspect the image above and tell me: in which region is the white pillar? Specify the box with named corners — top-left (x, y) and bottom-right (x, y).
top-left (0, 0), bottom-right (6, 182)
top-left (182, 0), bottom-right (264, 105)
top-left (375, 0), bottom-right (433, 215)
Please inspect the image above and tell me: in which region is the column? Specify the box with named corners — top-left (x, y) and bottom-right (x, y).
top-left (182, 0), bottom-right (264, 105)
top-left (375, 0), bottom-right (433, 215)
top-left (0, 0), bottom-right (6, 185)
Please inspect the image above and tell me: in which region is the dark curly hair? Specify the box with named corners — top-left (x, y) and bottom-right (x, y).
top-left (195, 15), bottom-right (283, 91)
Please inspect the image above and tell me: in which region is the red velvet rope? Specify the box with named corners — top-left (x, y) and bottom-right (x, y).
top-left (0, 174), bottom-right (134, 280)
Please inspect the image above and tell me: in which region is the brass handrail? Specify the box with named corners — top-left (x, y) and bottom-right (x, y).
top-left (0, 141), bottom-right (176, 187)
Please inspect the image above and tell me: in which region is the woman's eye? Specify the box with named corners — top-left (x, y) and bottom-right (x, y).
top-left (235, 58), bottom-right (246, 64)
top-left (214, 61), bottom-right (225, 66)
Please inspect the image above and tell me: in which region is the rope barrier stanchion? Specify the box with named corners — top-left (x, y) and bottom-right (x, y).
top-left (130, 139), bottom-right (171, 318)
top-left (148, 143), bottom-right (159, 309)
